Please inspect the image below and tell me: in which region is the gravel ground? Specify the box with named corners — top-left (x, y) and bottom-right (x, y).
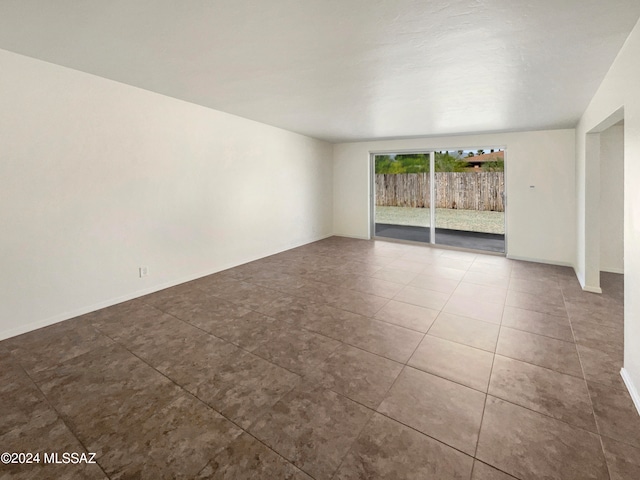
top-left (375, 206), bottom-right (505, 234)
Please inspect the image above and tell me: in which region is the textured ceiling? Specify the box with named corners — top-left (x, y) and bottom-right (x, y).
top-left (0, 0), bottom-right (638, 142)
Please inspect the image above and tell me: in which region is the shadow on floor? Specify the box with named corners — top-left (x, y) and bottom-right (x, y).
top-left (374, 223), bottom-right (505, 253)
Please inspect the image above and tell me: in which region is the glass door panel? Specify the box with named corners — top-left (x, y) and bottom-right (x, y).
top-left (433, 150), bottom-right (505, 253)
top-left (374, 153), bottom-right (431, 243)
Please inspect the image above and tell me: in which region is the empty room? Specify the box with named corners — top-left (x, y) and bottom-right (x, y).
top-left (2, 1), bottom-right (640, 479)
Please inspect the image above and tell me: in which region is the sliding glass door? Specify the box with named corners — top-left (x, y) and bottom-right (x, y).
top-left (433, 150), bottom-right (505, 253)
top-left (373, 153), bottom-right (431, 243)
top-left (372, 149), bottom-right (506, 253)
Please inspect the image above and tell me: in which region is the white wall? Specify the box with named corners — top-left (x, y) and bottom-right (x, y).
top-left (0, 49), bottom-right (333, 340)
top-left (576, 16), bottom-right (640, 412)
top-left (333, 130), bottom-right (576, 265)
top-left (600, 124), bottom-right (624, 274)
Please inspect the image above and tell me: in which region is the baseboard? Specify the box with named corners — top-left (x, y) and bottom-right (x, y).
top-left (567, 268), bottom-right (604, 293)
top-left (507, 256), bottom-right (601, 292)
top-left (0, 232), bottom-right (334, 342)
top-left (621, 368), bottom-right (640, 417)
top-left (0, 285), bottom-right (176, 341)
top-left (583, 285), bottom-right (603, 294)
top-left (571, 267), bottom-right (620, 293)
top-left (601, 267), bottom-right (624, 274)
top-left (334, 233), bottom-right (371, 240)
top-left (505, 254), bottom-right (573, 268)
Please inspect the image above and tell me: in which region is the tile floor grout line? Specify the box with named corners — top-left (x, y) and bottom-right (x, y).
top-left (597, 431), bottom-right (640, 451)
top-left (372, 400), bottom-right (478, 461)
top-left (326, 410), bottom-right (378, 480)
top-left (93, 324), bottom-right (319, 480)
top-left (4, 238), bottom-right (629, 479)
top-left (482, 391), bottom-right (603, 436)
top-left (10, 357), bottom-right (113, 480)
top-left (472, 459), bottom-right (524, 480)
top-left (250, 338), bottom-right (343, 379)
top-left (489, 350), bottom-right (589, 381)
top-left (496, 321), bottom-right (576, 343)
top-left (158, 285), bottom-right (421, 369)
top-left (148, 262), bottom-right (607, 435)
top-left (584, 376), bottom-right (631, 394)
top-left (272, 281), bottom-right (393, 319)
top-left (499, 321), bottom-right (580, 343)
top-left (423, 328), bottom-right (497, 354)
top-left (370, 312), bottom-right (438, 334)
top-left (241, 292), bottom-right (429, 361)
top-left (363, 326), bottom-right (432, 414)
top-left (473, 308), bottom-right (502, 460)
top-left (236, 429), bottom-right (320, 480)
top-left (136, 297), bottom-right (281, 362)
top-left (126, 301), bottom-right (338, 391)
top-left (560, 277), bottom-right (614, 480)
top-left (236, 374), bottom-right (377, 480)
top-left (431, 303), bottom-right (507, 325)
top-left (102, 290), bottom-right (403, 479)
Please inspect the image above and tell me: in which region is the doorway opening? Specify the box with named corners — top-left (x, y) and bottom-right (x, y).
top-left (583, 107), bottom-right (625, 293)
top-left (599, 120), bottom-right (624, 282)
top-left (372, 149), bottom-right (506, 253)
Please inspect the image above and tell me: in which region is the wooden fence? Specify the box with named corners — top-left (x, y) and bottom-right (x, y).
top-left (375, 172), bottom-right (504, 212)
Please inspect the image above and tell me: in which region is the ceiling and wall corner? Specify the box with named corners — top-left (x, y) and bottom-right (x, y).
top-left (0, 0), bottom-right (638, 142)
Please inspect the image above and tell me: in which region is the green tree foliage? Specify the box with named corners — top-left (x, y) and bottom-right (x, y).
top-left (375, 154), bottom-right (428, 173)
top-left (434, 152), bottom-right (467, 172)
top-left (375, 153), bottom-right (468, 173)
top-left (482, 160), bottom-right (504, 172)
top-left (399, 154), bottom-right (430, 173)
top-left (374, 155), bottom-right (398, 174)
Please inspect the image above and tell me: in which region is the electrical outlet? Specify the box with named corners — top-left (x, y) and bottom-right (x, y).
top-left (139, 266), bottom-right (149, 278)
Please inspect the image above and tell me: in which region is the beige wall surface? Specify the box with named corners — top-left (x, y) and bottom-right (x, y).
top-left (333, 129), bottom-right (576, 266)
top-left (575, 17), bottom-right (640, 412)
top-left (600, 125), bottom-right (625, 273)
top-left (0, 49), bottom-right (333, 340)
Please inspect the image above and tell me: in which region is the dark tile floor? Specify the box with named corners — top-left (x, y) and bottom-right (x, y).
top-left (1, 236), bottom-right (638, 479)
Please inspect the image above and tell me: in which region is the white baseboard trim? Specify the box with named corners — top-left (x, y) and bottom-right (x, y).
top-left (505, 255), bottom-right (573, 267)
top-left (583, 285), bottom-right (603, 294)
top-left (0, 287), bottom-right (171, 341)
top-left (621, 368), bottom-right (640, 417)
top-left (508, 256), bottom-right (604, 293)
top-left (601, 267), bottom-right (625, 274)
top-left (571, 267), bottom-right (621, 294)
top-left (334, 233), bottom-right (371, 240)
top-left (576, 277), bottom-right (604, 293)
top-left (0, 232), bottom-right (334, 342)
top-left (572, 268), bottom-right (603, 293)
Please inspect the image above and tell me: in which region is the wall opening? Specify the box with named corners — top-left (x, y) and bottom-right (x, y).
top-left (584, 107), bottom-right (624, 292)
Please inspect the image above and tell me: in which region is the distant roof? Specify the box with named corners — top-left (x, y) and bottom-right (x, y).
top-left (467, 151), bottom-right (504, 163)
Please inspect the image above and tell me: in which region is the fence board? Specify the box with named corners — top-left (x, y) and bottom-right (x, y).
top-left (375, 172), bottom-right (504, 211)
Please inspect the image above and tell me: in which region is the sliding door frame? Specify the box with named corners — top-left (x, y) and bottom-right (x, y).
top-left (369, 146), bottom-right (508, 255)
top-left (429, 151), bottom-right (435, 244)
top-left (369, 149), bottom-right (434, 241)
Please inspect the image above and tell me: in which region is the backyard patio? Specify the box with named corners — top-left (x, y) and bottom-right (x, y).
top-left (375, 206), bottom-right (505, 235)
